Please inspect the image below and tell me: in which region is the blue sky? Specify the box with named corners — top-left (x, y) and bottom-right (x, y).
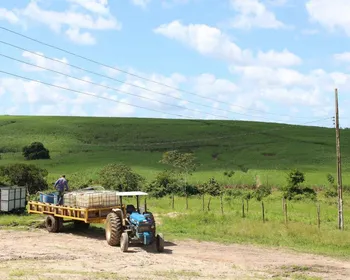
top-left (0, 0), bottom-right (349, 127)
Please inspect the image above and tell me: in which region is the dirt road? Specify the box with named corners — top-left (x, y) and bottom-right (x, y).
top-left (0, 228), bottom-right (349, 280)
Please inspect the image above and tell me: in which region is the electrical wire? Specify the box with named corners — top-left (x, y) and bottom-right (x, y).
top-left (0, 70), bottom-right (205, 119)
top-left (0, 53), bottom-right (232, 120)
top-left (0, 40), bottom-right (268, 119)
top-left (0, 26), bottom-right (319, 119)
top-left (0, 68), bottom-right (332, 136)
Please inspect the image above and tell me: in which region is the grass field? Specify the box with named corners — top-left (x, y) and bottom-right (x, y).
top-left (1, 192), bottom-right (350, 258)
top-left (0, 115), bottom-right (349, 187)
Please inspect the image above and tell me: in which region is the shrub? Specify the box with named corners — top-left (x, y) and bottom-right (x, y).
top-left (144, 170), bottom-right (179, 198)
top-left (22, 142), bottom-right (50, 160)
top-left (99, 163), bottom-right (144, 191)
top-left (0, 163), bottom-right (49, 194)
top-left (325, 173), bottom-right (337, 198)
top-left (253, 185), bottom-right (272, 201)
top-left (283, 169), bottom-right (317, 201)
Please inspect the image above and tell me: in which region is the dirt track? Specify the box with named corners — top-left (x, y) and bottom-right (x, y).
top-left (0, 228), bottom-right (349, 280)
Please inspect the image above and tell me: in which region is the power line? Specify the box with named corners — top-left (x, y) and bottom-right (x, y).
top-left (0, 40), bottom-right (313, 120)
top-left (0, 68), bottom-right (331, 132)
top-left (0, 26), bottom-right (316, 119)
top-left (0, 40), bottom-right (265, 119)
top-left (0, 53), bottom-right (231, 120)
top-left (0, 70), bottom-right (210, 120)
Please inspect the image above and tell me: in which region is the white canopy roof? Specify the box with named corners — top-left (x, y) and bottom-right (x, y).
top-left (116, 191), bottom-right (148, 197)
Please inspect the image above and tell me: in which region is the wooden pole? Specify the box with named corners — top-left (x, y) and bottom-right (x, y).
top-left (317, 204), bottom-right (321, 230)
top-left (242, 199), bottom-right (245, 218)
top-left (262, 201), bottom-right (265, 223)
top-left (335, 88), bottom-right (344, 230)
top-left (220, 194), bottom-right (224, 215)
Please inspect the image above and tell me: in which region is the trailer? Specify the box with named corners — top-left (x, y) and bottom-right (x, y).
top-left (27, 191), bottom-right (164, 252)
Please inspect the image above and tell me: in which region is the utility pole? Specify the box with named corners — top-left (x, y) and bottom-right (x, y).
top-left (335, 88), bottom-right (344, 230)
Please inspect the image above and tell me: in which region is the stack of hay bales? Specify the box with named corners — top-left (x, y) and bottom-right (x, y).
top-left (63, 190), bottom-right (120, 208)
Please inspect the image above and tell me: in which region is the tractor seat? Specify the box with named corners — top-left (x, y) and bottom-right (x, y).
top-left (126, 204), bottom-right (136, 215)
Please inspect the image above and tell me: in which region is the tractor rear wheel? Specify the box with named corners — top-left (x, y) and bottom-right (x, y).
top-left (120, 232), bottom-right (129, 252)
top-left (105, 212), bottom-right (122, 246)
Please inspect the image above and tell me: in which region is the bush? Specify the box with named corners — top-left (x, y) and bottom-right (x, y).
top-left (99, 163), bottom-right (144, 191)
top-left (325, 173), bottom-right (337, 198)
top-left (0, 163), bottom-right (49, 194)
top-left (144, 170), bottom-right (179, 198)
top-left (22, 142), bottom-right (50, 160)
top-left (283, 169), bottom-right (317, 201)
top-left (253, 185), bottom-right (272, 201)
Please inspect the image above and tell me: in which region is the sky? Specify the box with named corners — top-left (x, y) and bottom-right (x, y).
top-left (0, 0), bottom-right (349, 128)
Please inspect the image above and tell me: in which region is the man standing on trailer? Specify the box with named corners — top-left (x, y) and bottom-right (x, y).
top-left (54, 175), bottom-right (69, 205)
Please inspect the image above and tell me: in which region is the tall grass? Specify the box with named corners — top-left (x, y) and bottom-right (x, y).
top-left (147, 192), bottom-right (350, 258)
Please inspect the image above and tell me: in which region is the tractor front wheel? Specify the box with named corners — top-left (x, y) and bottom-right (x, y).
top-left (120, 232), bottom-right (129, 252)
top-left (156, 233), bottom-right (164, 253)
top-left (105, 212), bottom-right (122, 246)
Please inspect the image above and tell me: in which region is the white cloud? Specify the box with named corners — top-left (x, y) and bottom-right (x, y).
top-left (306, 0), bottom-right (350, 36)
top-left (0, 8), bottom-right (19, 24)
top-left (228, 0), bottom-right (287, 30)
top-left (334, 52), bottom-right (350, 63)
top-left (21, 51), bottom-right (70, 73)
top-left (190, 73), bottom-right (238, 99)
top-left (153, 20), bottom-right (301, 67)
top-left (21, 1), bottom-right (120, 32)
top-left (67, 0), bottom-right (110, 15)
top-left (130, 0), bottom-right (151, 8)
top-left (265, 0), bottom-right (289, 6)
top-left (2, 1), bottom-right (121, 45)
top-left (65, 28), bottom-right (96, 45)
top-left (130, 0), bottom-right (191, 8)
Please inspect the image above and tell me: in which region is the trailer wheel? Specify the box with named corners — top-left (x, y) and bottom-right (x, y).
top-left (156, 233), bottom-right (164, 253)
top-left (45, 215), bottom-right (59, 233)
top-left (120, 232), bottom-right (129, 252)
top-left (105, 212), bottom-right (122, 246)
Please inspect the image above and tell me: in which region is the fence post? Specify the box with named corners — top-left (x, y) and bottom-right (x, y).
top-left (242, 199), bottom-right (245, 218)
top-left (283, 198), bottom-right (288, 225)
top-left (262, 201), bottom-right (265, 223)
top-left (220, 194), bottom-right (224, 215)
top-left (317, 204), bottom-right (321, 230)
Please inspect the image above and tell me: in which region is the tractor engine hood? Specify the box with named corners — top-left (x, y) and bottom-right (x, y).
top-left (130, 212), bottom-right (147, 224)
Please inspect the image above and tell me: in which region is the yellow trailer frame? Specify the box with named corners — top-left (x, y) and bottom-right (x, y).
top-left (28, 200), bottom-right (125, 224)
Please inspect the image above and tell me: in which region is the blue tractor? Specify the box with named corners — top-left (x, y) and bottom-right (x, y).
top-left (105, 191), bottom-right (164, 253)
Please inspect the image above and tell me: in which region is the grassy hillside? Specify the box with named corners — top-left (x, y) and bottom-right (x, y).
top-left (0, 115), bottom-right (349, 187)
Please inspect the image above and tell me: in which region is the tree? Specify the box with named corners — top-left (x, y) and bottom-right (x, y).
top-left (325, 173), bottom-right (337, 198)
top-left (204, 177), bottom-right (222, 212)
top-left (0, 163), bottom-right (49, 195)
top-left (22, 142), bottom-right (50, 160)
top-left (253, 185), bottom-right (272, 201)
top-left (99, 163), bottom-right (144, 191)
top-left (160, 150), bottom-right (198, 209)
top-left (283, 169), bottom-right (316, 201)
top-left (144, 170), bottom-right (182, 209)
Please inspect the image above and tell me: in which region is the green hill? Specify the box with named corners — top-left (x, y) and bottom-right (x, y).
top-left (0, 115), bottom-right (348, 187)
